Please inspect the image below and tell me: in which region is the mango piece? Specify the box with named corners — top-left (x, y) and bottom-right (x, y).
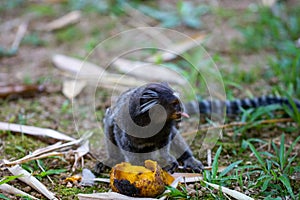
top-left (110, 160), bottom-right (174, 197)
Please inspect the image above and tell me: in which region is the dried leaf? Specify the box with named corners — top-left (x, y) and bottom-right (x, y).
top-left (72, 140), bottom-right (90, 171)
top-left (63, 80), bottom-right (86, 99)
top-left (94, 177), bottom-right (110, 183)
top-left (261, 0), bottom-right (276, 7)
top-left (7, 165), bottom-right (58, 200)
top-left (112, 58), bottom-right (187, 85)
top-left (52, 54), bottom-right (146, 90)
top-left (3, 132), bottom-right (92, 166)
top-left (0, 121), bottom-right (75, 141)
top-left (172, 173), bottom-right (203, 183)
top-left (0, 183), bottom-right (38, 200)
top-left (40, 10), bottom-right (81, 31)
top-left (78, 192), bottom-right (157, 200)
top-left (146, 33), bottom-right (206, 62)
top-left (203, 181), bottom-right (254, 200)
top-left (52, 54), bottom-right (107, 77)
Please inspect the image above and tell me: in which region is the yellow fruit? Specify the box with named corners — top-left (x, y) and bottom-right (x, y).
top-left (110, 160), bottom-right (174, 197)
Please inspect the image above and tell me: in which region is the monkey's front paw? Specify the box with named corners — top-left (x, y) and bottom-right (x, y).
top-left (163, 160), bottom-right (178, 174)
top-left (182, 157), bottom-right (203, 173)
top-left (94, 161), bottom-right (111, 175)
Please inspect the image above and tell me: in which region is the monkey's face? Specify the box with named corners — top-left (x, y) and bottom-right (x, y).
top-left (139, 83), bottom-right (188, 122)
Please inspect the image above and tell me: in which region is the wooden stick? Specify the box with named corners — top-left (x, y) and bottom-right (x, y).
top-left (182, 118), bottom-right (294, 137)
top-left (11, 22), bottom-right (28, 50)
top-left (3, 152), bottom-right (64, 166)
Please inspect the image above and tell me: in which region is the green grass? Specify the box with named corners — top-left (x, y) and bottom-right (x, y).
top-left (26, 4), bottom-right (56, 17)
top-left (22, 33), bottom-right (47, 47)
top-left (0, 175), bottom-right (23, 185)
top-left (66, 0), bottom-right (127, 15)
top-left (165, 185), bottom-right (191, 199)
top-left (55, 26), bottom-right (83, 43)
top-left (242, 135), bottom-right (300, 198)
top-left (163, 4), bottom-right (300, 198)
top-left (1, 133), bottom-right (46, 160)
top-left (235, 3), bottom-right (300, 97)
top-left (184, 136), bottom-right (299, 199)
top-left (135, 1), bottom-right (209, 29)
top-left (0, 0), bottom-right (25, 12)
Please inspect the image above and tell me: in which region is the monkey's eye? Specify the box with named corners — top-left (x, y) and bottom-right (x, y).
top-left (171, 99), bottom-right (179, 106)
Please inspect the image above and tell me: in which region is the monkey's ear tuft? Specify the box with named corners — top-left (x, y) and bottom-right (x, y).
top-left (140, 99), bottom-right (158, 113)
top-left (140, 89), bottom-right (159, 113)
top-left (141, 89), bottom-right (159, 99)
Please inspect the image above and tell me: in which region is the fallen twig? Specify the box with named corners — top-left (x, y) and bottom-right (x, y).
top-left (182, 118), bottom-right (294, 137)
top-left (0, 84), bottom-right (45, 99)
top-left (11, 22), bottom-right (28, 50)
top-left (3, 151), bottom-right (63, 166)
top-left (40, 10), bottom-right (81, 31)
top-left (207, 149), bottom-right (212, 167)
top-left (2, 133), bottom-right (91, 168)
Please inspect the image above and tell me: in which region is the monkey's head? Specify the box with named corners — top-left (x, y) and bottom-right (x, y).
top-left (135, 83), bottom-right (189, 123)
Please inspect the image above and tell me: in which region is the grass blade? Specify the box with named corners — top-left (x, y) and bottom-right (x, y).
top-left (271, 140), bottom-right (279, 157)
top-left (0, 194), bottom-right (10, 200)
top-left (279, 134), bottom-right (285, 170)
top-left (219, 160), bottom-right (243, 177)
top-left (246, 141), bottom-right (266, 171)
top-left (282, 91), bottom-right (300, 125)
top-left (212, 146), bottom-right (222, 179)
top-left (0, 175), bottom-right (23, 185)
top-left (286, 135), bottom-right (300, 159)
top-left (261, 176), bottom-right (272, 192)
top-left (278, 175), bottom-right (295, 199)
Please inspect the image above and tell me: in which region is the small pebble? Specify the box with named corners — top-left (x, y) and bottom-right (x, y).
top-left (23, 186), bottom-right (31, 192)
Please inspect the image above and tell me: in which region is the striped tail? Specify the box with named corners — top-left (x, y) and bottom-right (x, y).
top-left (184, 96), bottom-right (300, 115)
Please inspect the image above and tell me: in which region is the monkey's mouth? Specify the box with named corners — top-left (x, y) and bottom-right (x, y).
top-left (171, 112), bottom-right (190, 120)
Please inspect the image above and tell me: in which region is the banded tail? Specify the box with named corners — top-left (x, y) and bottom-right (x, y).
top-left (184, 96), bottom-right (300, 115)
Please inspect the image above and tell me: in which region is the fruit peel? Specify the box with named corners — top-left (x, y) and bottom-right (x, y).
top-left (110, 160), bottom-right (174, 197)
